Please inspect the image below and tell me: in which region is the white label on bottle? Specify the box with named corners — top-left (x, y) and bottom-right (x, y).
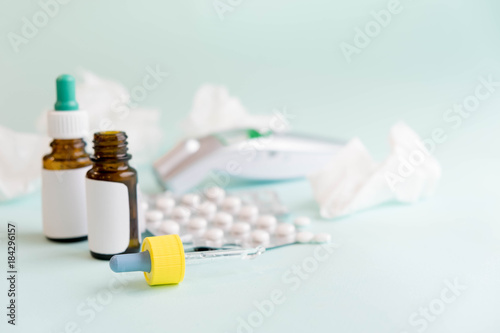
top-left (137, 184), bottom-right (146, 237)
top-left (86, 179), bottom-right (130, 255)
top-left (42, 166), bottom-right (91, 239)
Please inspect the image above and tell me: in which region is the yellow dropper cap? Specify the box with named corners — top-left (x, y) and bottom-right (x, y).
top-left (142, 235), bottom-right (185, 285)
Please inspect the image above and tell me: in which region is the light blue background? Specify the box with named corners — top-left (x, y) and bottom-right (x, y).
top-left (1, 0), bottom-right (500, 332)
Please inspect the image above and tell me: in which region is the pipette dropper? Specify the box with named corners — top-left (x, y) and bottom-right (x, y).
top-left (109, 235), bottom-right (265, 286)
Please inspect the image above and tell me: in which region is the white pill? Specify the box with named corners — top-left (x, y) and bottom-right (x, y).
top-left (238, 205), bottom-right (259, 223)
top-left (198, 201), bottom-right (217, 220)
top-left (221, 196), bottom-right (242, 214)
top-left (212, 212), bottom-right (234, 230)
top-left (204, 228), bottom-right (224, 242)
top-left (157, 220), bottom-right (180, 235)
top-left (188, 217), bottom-right (208, 230)
top-left (275, 223), bottom-right (296, 237)
top-left (296, 231), bottom-right (314, 243)
top-left (180, 234), bottom-right (193, 243)
top-left (155, 196), bottom-right (175, 214)
top-left (293, 216), bottom-right (311, 228)
top-left (181, 193), bottom-right (200, 208)
top-left (171, 206), bottom-right (191, 224)
top-left (160, 190), bottom-right (174, 197)
top-left (146, 219), bottom-right (162, 230)
top-left (204, 186), bottom-right (225, 204)
top-left (146, 209), bottom-right (163, 222)
top-left (313, 233), bottom-right (331, 243)
top-left (231, 222), bottom-right (251, 237)
top-left (251, 230), bottom-right (270, 246)
top-left (139, 201), bottom-right (149, 211)
top-left (256, 215), bottom-right (277, 232)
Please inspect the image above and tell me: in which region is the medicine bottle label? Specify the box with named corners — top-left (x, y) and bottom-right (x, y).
top-left (42, 166), bottom-right (91, 239)
top-left (86, 179), bottom-right (130, 255)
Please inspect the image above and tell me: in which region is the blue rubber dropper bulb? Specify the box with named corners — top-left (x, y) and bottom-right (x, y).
top-left (54, 74), bottom-right (79, 111)
top-left (109, 251), bottom-right (152, 273)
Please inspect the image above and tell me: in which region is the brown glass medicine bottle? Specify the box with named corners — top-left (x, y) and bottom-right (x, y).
top-left (43, 139), bottom-right (92, 242)
top-left (85, 131), bottom-right (140, 260)
top-left (42, 74), bottom-right (91, 242)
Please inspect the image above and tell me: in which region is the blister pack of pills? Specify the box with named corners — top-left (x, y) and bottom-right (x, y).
top-left (142, 187), bottom-right (331, 249)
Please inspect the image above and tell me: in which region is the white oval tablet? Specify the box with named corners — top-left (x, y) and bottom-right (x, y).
top-left (146, 219), bottom-right (161, 230)
top-left (160, 190), bottom-right (174, 197)
top-left (251, 230), bottom-right (270, 246)
top-left (275, 223), bottom-right (295, 237)
top-left (198, 201), bottom-right (217, 220)
top-left (213, 212), bottom-right (234, 230)
top-left (180, 234), bottom-right (193, 243)
top-left (231, 222), bottom-right (251, 237)
top-left (158, 220), bottom-right (180, 235)
top-left (171, 206), bottom-right (191, 224)
top-left (313, 233), bottom-right (331, 243)
top-left (238, 205), bottom-right (259, 223)
top-left (181, 193), bottom-right (200, 208)
top-left (139, 201), bottom-right (149, 211)
top-left (204, 186), bottom-right (225, 204)
top-left (155, 196), bottom-right (175, 214)
top-left (146, 209), bottom-right (163, 222)
top-left (222, 196), bottom-right (242, 214)
top-left (188, 217), bottom-right (207, 230)
top-left (293, 216), bottom-right (311, 228)
top-left (296, 231), bottom-right (314, 243)
top-left (256, 215), bottom-right (277, 232)
top-left (204, 228), bottom-right (224, 242)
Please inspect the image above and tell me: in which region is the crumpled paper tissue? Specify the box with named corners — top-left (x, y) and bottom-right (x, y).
top-left (0, 71), bottom-right (163, 202)
top-left (308, 122), bottom-right (441, 219)
top-left (182, 84), bottom-right (289, 137)
top-left (38, 70), bottom-right (163, 164)
top-left (0, 125), bottom-right (50, 201)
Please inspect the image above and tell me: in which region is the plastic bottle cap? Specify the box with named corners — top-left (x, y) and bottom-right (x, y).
top-left (47, 74), bottom-right (88, 139)
top-left (142, 235), bottom-right (185, 285)
top-left (54, 74), bottom-right (79, 111)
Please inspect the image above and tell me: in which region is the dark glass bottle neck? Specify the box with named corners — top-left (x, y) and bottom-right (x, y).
top-left (91, 131), bottom-right (131, 169)
top-left (50, 139), bottom-right (88, 158)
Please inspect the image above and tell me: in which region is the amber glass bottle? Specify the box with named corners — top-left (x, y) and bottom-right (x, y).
top-left (85, 131), bottom-right (140, 260)
top-left (42, 139), bottom-right (92, 242)
top-left (42, 74), bottom-right (91, 242)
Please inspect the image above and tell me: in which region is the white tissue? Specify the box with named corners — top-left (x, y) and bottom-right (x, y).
top-left (38, 70), bottom-right (163, 163)
top-left (182, 85), bottom-right (287, 137)
top-left (309, 123), bottom-right (441, 219)
top-left (0, 125), bottom-right (50, 201)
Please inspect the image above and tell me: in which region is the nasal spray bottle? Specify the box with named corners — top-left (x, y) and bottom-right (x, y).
top-left (42, 74), bottom-right (91, 242)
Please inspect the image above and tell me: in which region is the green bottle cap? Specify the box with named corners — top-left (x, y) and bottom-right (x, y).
top-left (54, 74), bottom-right (79, 111)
